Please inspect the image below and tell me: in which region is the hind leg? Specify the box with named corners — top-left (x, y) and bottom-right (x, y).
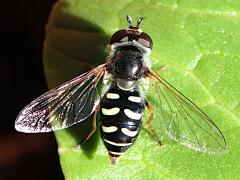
top-left (145, 100), bottom-right (163, 146)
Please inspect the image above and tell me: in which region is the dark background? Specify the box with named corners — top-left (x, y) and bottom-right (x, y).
top-left (0, 0), bottom-right (64, 179)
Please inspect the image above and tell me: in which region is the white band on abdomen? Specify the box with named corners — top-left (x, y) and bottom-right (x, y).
top-left (102, 126), bottom-right (118, 133)
top-left (121, 128), bottom-right (138, 137)
top-left (124, 109), bottom-right (142, 120)
top-left (106, 93), bottom-right (120, 99)
top-left (128, 96), bottom-right (142, 103)
top-left (103, 139), bottom-right (132, 146)
top-left (102, 107), bottom-right (120, 116)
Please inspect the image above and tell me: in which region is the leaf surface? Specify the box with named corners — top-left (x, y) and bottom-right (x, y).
top-left (44, 0), bottom-right (240, 179)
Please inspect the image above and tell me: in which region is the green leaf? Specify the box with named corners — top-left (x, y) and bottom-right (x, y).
top-left (43, 0), bottom-right (240, 179)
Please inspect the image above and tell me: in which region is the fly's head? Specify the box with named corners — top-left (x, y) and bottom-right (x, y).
top-left (110, 15), bottom-right (153, 49)
top-left (109, 15), bottom-right (153, 90)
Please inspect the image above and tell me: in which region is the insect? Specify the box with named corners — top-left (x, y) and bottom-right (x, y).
top-left (15, 15), bottom-right (226, 165)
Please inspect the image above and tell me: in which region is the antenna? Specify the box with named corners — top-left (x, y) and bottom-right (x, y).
top-left (126, 15), bottom-right (133, 27)
top-left (136, 17), bottom-right (144, 27)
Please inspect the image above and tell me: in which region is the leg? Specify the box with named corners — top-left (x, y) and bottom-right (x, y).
top-left (145, 100), bottom-right (163, 146)
top-left (83, 106), bottom-right (99, 143)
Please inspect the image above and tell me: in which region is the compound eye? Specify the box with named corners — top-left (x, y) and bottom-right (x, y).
top-left (138, 32), bottom-right (153, 49)
top-left (110, 30), bottom-right (128, 45)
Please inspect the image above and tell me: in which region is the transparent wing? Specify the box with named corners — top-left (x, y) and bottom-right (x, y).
top-left (147, 71), bottom-right (226, 154)
top-left (15, 64), bottom-right (106, 133)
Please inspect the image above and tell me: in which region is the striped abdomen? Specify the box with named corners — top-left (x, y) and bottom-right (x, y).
top-left (99, 83), bottom-right (145, 164)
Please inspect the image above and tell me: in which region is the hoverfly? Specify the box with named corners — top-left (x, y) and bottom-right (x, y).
top-left (15, 15), bottom-right (226, 165)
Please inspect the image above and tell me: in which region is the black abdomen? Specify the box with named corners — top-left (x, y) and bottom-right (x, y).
top-left (99, 83), bottom-right (145, 159)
